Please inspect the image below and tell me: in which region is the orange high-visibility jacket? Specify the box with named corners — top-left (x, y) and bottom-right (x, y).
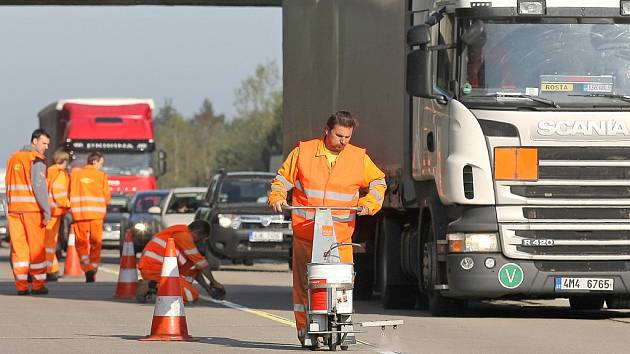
top-left (6, 150), bottom-right (45, 213)
top-left (268, 138), bottom-right (387, 241)
top-left (47, 164), bottom-right (70, 217)
top-left (69, 165), bottom-right (111, 221)
top-left (138, 224), bottom-right (209, 273)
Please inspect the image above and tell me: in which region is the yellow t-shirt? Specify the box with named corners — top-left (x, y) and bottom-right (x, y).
top-left (321, 144), bottom-right (340, 168)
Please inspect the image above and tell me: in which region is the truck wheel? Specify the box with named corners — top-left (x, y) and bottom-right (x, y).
top-left (353, 253), bottom-right (373, 300)
top-left (569, 297), bottom-right (604, 310)
top-left (205, 251), bottom-right (221, 271)
top-left (421, 222), bottom-right (467, 316)
top-left (378, 216), bottom-right (416, 309)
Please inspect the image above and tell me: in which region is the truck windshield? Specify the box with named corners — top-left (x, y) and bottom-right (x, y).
top-left (459, 19), bottom-right (630, 108)
top-left (71, 152), bottom-right (153, 177)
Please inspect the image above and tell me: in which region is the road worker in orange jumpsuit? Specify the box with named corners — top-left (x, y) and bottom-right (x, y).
top-left (137, 221), bottom-right (226, 303)
top-left (45, 149), bottom-right (70, 281)
top-left (69, 151), bottom-right (111, 283)
top-left (6, 129), bottom-right (52, 295)
top-left (268, 110), bottom-right (387, 347)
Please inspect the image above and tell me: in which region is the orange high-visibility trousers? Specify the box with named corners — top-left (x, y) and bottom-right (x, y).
top-left (140, 268), bottom-right (200, 303)
top-left (72, 219), bottom-right (103, 273)
top-left (292, 236), bottom-right (353, 342)
top-left (44, 216), bottom-right (62, 274)
top-left (8, 212), bottom-right (47, 291)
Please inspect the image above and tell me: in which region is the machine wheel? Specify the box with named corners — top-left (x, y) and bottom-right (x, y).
top-left (421, 221), bottom-right (467, 316)
top-left (378, 216), bottom-right (416, 309)
top-left (243, 259), bottom-right (254, 266)
top-left (569, 297), bottom-right (605, 310)
top-left (340, 345), bottom-right (349, 350)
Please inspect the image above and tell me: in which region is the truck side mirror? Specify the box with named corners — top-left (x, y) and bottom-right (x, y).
top-left (406, 49), bottom-right (433, 98)
top-left (157, 150), bottom-right (167, 176)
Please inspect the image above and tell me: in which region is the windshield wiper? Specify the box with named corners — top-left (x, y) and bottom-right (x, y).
top-left (467, 93), bottom-right (560, 108)
top-left (569, 93), bottom-right (630, 103)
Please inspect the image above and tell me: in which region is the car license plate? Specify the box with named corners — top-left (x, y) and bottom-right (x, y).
top-left (555, 277), bottom-right (614, 292)
top-left (102, 230), bottom-right (120, 240)
top-left (249, 231), bottom-right (283, 242)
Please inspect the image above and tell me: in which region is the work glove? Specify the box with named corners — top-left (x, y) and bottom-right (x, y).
top-left (208, 282), bottom-right (226, 300)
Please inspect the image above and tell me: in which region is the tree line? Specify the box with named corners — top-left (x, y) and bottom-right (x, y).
top-left (154, 61), bottom-right (282, 188)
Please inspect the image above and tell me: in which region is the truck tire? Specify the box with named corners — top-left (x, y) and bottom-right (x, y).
top-left (569, 297), bottom-right (604, 310)
top-left (378, 216), bottom-right (416, 309)
top-left (206, 251), bottom-right (221, 271)
top-left (421, 221), bottom-right (467, 316)
top-left (353, 253), bottom-right (374, 300)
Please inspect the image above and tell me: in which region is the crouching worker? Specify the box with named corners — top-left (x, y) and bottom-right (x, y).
top-left (137, 220), bottom-right (226, 303)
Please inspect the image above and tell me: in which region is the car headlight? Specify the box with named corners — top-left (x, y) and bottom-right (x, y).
top-left (217, 214), bottom-right (240, 229)
top-left (134, 222), bottom-right (147, 232)
top-left (0, 226), bottom-right (6, 234)
top-left (447, 233), bottom-right (499, 253)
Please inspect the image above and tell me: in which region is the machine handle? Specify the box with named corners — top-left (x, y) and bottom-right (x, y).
top-left (323, 242), bottom-right (364, 259)
top-left (283, 205), bottom-right (363, 212)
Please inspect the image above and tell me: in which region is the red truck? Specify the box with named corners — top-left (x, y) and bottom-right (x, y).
top-left (38, 98), bottom-right (166, 194)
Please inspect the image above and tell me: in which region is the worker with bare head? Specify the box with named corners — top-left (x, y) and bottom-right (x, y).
top-left (268, 110), bottom-right (387, 348)
top-left (44, 149), bottom-right (71, 281)
top-left (70, 151), bottom-right (111, 283)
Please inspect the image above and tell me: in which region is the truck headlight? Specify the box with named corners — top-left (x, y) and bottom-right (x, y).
top-left (0, 226), bottom-right (6, 234)
top-left (217, 214), bottom-right (240, 229)
top-left (134, 222), bottom-right (147, 232)
top-left (447, 233), bottom-right (499, 253)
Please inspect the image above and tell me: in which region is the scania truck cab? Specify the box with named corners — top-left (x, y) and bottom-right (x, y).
top-left (407, 0), bottom-right (630, 312)
top-left (282, 0), bottom-right (630, 315)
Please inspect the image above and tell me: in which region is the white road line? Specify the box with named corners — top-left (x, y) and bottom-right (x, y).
top-left (102, 265), bottom-right (397, 353)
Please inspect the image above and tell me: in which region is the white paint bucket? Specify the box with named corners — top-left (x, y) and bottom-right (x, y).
top-left (307, 263), bottom-right (354, 314)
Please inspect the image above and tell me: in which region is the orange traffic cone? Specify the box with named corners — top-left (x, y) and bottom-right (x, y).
top-left (114, 231), bottom-right (138, 299)
top-left (63, 231), bottom-right (82, 277)
top-left (140, 238), bottom-right (196, 341)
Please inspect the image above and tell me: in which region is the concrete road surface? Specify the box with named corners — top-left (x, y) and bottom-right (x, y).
top-left (1, 247), bottom-right (630, 353)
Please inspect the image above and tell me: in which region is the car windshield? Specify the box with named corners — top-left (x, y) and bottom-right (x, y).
top-left (107, 195), bottom-right (128, 213)
top-left (459, 19), bottom-right (630, 108)
top-left (218, 177), bottom-right (272, 204)
top-left (71, 152), bottom-right (153, 177)
top-left (166, 191), bottom-right (205, 214)
top-left (133, 193), bottom-right (167, 213)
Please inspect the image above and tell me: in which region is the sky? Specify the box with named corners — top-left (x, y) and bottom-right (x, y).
top-left (0, 6), bottom-right (282, 163)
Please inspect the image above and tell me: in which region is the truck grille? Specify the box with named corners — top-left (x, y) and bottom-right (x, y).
top-left (496, 146), bottom-right (630, 260)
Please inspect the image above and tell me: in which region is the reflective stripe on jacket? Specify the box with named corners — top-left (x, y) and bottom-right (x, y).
top-left (47, 164), bottom-right (70, 216)
top-left (138, 224), bottom-right (208, 273)
top-left (69, 165), bottom-right (111, 221)
top-left (6, 150), bottom-right (44, 212)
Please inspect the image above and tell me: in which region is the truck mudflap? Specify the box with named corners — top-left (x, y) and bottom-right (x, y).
top-left (444, 254), bottom-right (630, 299)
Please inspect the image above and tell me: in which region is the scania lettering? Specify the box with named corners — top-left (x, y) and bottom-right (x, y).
top-left (283, 0), bottom-right (630, 314)
top-left (38, 98), bottom-right (166, 195)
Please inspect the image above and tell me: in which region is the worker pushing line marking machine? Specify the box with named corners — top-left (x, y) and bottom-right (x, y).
top-left (286, 205), bottom-right (403, 351)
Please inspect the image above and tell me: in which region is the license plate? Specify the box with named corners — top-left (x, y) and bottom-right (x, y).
top-left (249, 231), bottom-right (283, 242)
top-left (555, 277), bottom-right (614, 292)
top-left (102, 230), bottom-right (120, 240)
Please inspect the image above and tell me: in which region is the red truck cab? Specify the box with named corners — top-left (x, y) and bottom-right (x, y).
top-left (38, 98), bottom-right (165, 194)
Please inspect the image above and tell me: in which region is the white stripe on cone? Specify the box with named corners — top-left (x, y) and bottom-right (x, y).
top-left (122, 241), bottom-right (135, 256)
top-left (119, 268), bottom-right (138, 282)
top-left (161, 257), bottom-right (179, 277)
top-left (68, 233), bottom-right (76, 246)
top-left (153, 296), bottom-right (185, 317)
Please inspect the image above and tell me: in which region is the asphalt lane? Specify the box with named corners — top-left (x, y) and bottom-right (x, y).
top-left (1, 246), bottom-right (630, 353)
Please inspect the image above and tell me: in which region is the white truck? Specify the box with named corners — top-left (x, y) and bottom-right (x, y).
top-left (283, 0), bottom-right (630, 314)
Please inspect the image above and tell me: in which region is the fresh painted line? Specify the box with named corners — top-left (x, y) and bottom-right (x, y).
top-left (102, 265), bottom-right (389, 352)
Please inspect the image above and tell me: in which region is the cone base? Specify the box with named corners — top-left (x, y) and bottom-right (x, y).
top-left (114, 283), bottom-right (138, 299)
top-left (139, 334), bottom-right (198, 342)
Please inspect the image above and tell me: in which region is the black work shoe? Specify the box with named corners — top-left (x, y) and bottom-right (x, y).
top-left (31, 287), bottom-right (49, 295)
top-left (46, 273), bottom-right (59, 282)
top-left (85, 270), bottom-right (96, 283)
top-left (17, 290), bottom-right (30, 296)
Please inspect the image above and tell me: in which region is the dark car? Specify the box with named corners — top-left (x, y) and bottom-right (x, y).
top-left (195, 171), bottom-right (292, 270)
top-left (102, 194), bottom-right (130, 249)
top-left (0, 194), bottom-right (8, 247)
top-left (120, 189), bottom-right (169, 252)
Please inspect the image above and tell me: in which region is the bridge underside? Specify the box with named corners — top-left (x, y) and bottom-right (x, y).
top-left (0, 0), bottom-right (280, 5)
